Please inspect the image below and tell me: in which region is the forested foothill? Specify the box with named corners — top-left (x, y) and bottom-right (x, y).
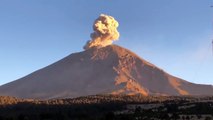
top-left (0, 95), bottom-right (213, 120)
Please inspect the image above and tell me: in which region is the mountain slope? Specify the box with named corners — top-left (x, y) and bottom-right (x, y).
top-left (0, 45), bottom-right (212, 99)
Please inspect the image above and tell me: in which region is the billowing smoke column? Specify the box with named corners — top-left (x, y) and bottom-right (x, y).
top-left (84, 14), bottom-right (120, 50)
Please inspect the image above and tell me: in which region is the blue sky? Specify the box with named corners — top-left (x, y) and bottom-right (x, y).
top-left (0, 0), bottom-right (213, 85)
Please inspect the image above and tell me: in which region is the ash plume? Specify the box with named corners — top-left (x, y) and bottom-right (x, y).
top-left (84, 14), bottom-right (120, 50)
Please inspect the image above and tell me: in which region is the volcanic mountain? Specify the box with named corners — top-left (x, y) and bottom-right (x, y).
top-left (0, 45), bottom-right (213, 99)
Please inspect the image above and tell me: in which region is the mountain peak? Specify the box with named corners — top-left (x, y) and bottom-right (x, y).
top-left (0, 45), bottom-right (213, 99)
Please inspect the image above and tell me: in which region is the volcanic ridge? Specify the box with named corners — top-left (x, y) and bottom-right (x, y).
top-left (0, 14), bottom-right (212, 99)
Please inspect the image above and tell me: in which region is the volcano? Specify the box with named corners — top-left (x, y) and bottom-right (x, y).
top-left (0, 45), bottom-right (212, 99)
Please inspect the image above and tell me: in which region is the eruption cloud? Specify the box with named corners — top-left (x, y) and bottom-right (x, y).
top-left (84, 14), bottom-right (120, 50)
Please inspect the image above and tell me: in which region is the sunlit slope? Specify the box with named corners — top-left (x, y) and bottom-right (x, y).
top-left (0, 45), bottom-right (212, 99)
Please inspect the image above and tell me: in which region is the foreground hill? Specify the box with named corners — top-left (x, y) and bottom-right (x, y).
top-left (0, 45), bottom-right (213, 99)
top-left (0, 95), bottom-right (213, 120)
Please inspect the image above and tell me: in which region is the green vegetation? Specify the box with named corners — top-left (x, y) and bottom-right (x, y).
top-left (0, 95), bottom-right (213, 120)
